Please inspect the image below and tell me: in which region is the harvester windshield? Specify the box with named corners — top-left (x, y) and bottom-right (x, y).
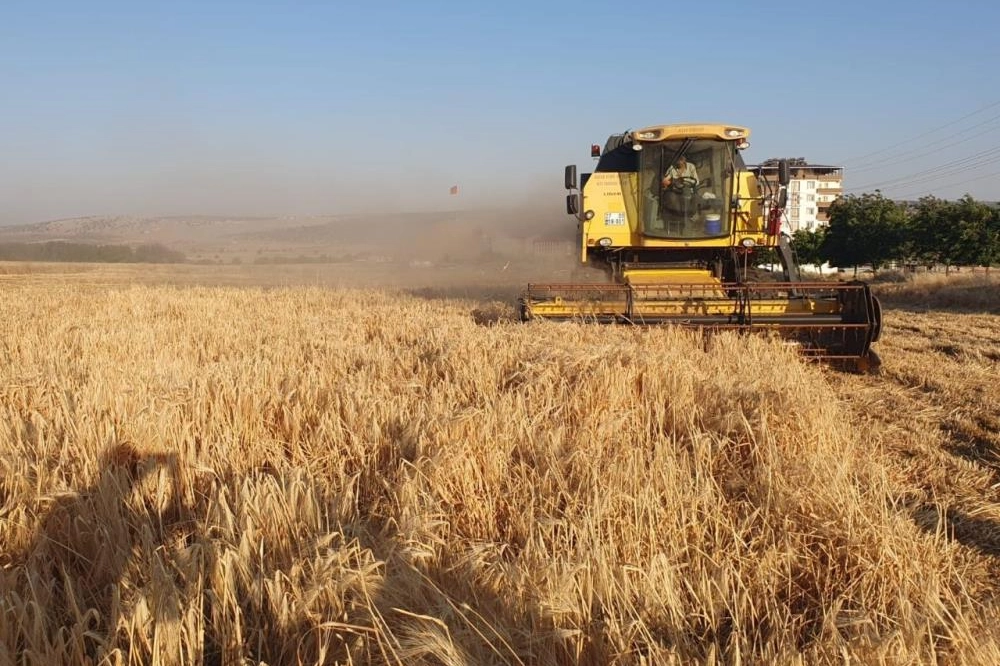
top-left (640, 139), bottom-right (736, 239)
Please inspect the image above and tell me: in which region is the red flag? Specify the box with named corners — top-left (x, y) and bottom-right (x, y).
top-left (449, 185), bottom-right (459, 195)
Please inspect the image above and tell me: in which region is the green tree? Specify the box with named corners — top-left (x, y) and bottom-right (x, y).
top-left (988, 205), bottom-right (1000, 272)
top-left (791, 227), bottom-right (826, 270)
top-left (909, 196), bottom-right (962, 272)
top-left (953, 195), bottom-right (999, 269)
top-left (821, 192), bottom-right (907, 275)
top-left (908, 195), bottom-right (998, 273)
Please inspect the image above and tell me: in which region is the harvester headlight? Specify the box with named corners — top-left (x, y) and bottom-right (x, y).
top-left (741, 237), bottom-right (756, 248)
top-left (737, 140), bottom-right (750, 150)
top-left (725, 128), bottom-right (744, 137)
top-left (598, 237), bottom-right (613, 247)
top-left (636, 130), bottom-right (660, 140)
top-left (631, 143), bottom-right (643, 151)
top-left (584, 210), bottom-right (595, 220)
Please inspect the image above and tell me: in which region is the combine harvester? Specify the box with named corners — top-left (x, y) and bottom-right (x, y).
top-left (519, 123), bottom-right (882, 372)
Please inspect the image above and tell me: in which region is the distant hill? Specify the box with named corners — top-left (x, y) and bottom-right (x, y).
top-left (0, 215), bottom-right (324, 245)
top-left (0, 206), bottom-right (572, 262)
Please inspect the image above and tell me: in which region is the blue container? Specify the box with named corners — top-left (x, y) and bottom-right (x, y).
top-left (705, 214), bottom-right (722, 235)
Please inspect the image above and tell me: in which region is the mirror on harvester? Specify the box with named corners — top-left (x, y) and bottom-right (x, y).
top-left (778, 159), bottom-right (790, 186)
top-left (565, 164), bottom-right (577, 190)
top-left (566, 193), bottom-right (580, 215)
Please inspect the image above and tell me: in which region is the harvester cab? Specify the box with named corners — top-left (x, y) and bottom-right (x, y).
top-left (521, 123), bottom-right (882, 372)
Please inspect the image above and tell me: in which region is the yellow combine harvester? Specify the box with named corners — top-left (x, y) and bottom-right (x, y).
top-left (519, 123), bottom-right (882, 371)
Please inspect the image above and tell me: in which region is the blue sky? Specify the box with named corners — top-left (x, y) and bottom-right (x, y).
top-left (2, 0), bottom-right (999, 223)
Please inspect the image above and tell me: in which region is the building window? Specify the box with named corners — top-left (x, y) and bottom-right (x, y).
top-left (806, 207), bottom-right (815, 216)
top-left (806, 194), bottom-right (815, 202)
top-left (806, 181), bottom-right (816, 190)
top-left (790, 181), bottom-right (799, 192)
top-left (790, 209), bottom-right (800, 219)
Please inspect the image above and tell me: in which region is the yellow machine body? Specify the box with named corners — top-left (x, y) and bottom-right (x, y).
top-left (520, 123), bottom-right (882, 369)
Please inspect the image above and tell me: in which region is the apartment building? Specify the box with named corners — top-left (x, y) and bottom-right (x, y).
top-left (752, 159), bottom-right (844, 232)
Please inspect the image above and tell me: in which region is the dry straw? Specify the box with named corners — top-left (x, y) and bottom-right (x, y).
top-left (1, 273), bottom-right (998, 664)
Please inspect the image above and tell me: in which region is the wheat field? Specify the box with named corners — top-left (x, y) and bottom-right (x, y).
top-left (1, 266), bottom-right (998, 665)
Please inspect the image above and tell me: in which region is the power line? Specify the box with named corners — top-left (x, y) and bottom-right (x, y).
top-left (892, 169), bottom-right (1000, 200)
top-left (848, 113), bottom-right (1000, 173)
top-left (850, 159), bottom-right (1000, 195)
top-left (880, 160), bottom-right (1000, 195)
top-left (878, 148), bottom-right (1000, 189)
top-left (847, 145), bottom-right (1000, 192)
top-left (838, 99), bottom-right (1000, 166)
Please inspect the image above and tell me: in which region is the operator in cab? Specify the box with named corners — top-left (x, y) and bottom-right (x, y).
top-left (661, 155), bottom-right (698, 189)
top-left (659, 155), bottom-right (700, 228)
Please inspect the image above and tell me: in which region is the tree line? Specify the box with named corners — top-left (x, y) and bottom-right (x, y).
top-left (0, 241), bottom-right (186, 264)
top-left (790, 193), bottom-right (1000, 274)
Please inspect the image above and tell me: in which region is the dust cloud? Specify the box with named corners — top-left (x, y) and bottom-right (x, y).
top-left (0, 160), bottom-right (592, 298)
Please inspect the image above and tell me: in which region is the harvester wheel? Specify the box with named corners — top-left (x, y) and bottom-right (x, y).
top-left (870, 296), bottom-right (883, 342)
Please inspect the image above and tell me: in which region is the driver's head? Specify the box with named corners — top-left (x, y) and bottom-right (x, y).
top-left (677, 156), bottom-right (687, 167)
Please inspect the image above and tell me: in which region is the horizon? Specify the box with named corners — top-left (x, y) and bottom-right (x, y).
top-left (13, 190), bottom-right (1000, 229)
